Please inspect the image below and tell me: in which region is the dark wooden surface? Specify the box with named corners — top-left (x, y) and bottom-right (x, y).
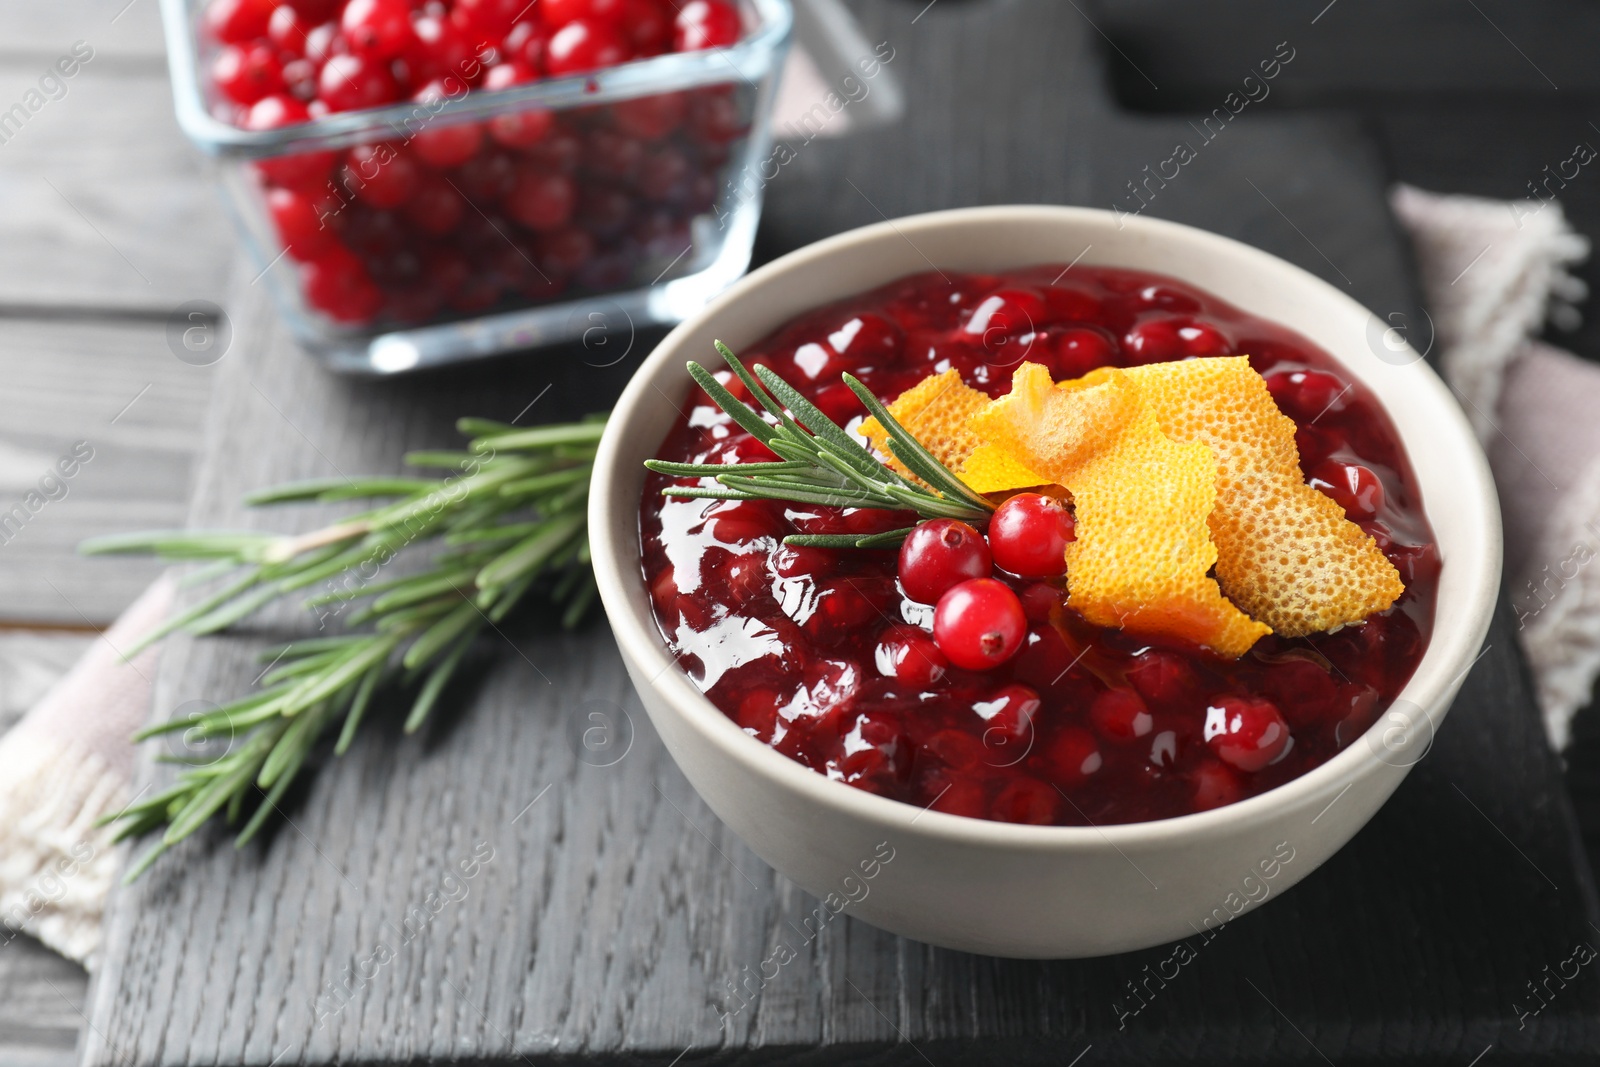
top-left (70, 1), bottom-right (1600, 1064)
top-left (0, 1), bottom-right (228, 1063)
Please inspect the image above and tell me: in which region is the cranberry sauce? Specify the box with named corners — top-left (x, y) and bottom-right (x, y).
top-left (639, 266), bottom-right (1440, 826)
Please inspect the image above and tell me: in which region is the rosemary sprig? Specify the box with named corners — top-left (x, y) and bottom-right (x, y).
top-left (84, 414), bottom-right (605, 881)
top-left (644, 341), bottom-right (992, 549)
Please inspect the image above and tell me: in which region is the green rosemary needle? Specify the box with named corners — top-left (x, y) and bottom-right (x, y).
top-left (644, 341), bottom-right (992, 549)
top-left (84, 414), bottom-right (605, 881)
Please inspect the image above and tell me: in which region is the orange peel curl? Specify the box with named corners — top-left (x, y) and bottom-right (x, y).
top-left (969, 362), bottom-right (1271, 657)
top-left (1123, 356), bottom-right (1403, 637)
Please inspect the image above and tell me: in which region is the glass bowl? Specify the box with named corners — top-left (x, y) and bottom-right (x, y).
top-left (159, 0), bottom-right (793, 373)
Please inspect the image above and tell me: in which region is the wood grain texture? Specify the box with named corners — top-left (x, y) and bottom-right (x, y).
top-left (0, 318), bottom-right (217, 625)
top-left (77, 1), bottom-right (1600, 1064)
top-left (0, 54), bottom-right (233, 312)
top-left (0, 0), bottom-right (169, 63)
top-left (0, 0), bottom-right (233, 312)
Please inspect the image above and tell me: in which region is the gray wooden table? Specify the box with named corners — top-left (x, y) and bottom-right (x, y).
top-left (8, 0), bottom-right (1600, 1064)
top-left (58, 1), bottom-right (1600, 1065)
top-left (0, 1), bottom-right (227, 1062)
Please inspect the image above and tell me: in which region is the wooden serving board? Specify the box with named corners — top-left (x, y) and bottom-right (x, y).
top-left (81, 2), bottom-right (1600, 1063)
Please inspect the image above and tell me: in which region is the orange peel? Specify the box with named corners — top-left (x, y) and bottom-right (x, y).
top-left (1123, 356), bottom-right (1403, 636)
top-left (969, 362), bottom-right (1271, 657)
top-left (858, 369), bottom-right (1048, 492)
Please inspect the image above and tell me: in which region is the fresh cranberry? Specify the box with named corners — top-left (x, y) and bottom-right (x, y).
top-left (897, 519), bottom-right (991, 605)
top-left (302, 21), bottom-right (341, 63)
top-left (1310, 461), bottom-right (1385, 521)
top-left (1044, 726), bottom-right (1103, 786)
top-left (449, 0), bottom-right (527, 48)
top-left (685, 87), bottom-right (746, 143)
top-left (674, 0), bottom-right (741, 50)
top-left (404, 16), bottom-right (478, 85)
top-left (933, 579), bottom-right (1026, 671)
top-left (991, 778), bottom-right (1057, 824)
top-left (244, 97), bottom-right (338, 186)
top-left (545, 18), bottom-right (630, 75)
top-left (409, 103), bottom-right (483, 169)
top-left (423, 247), bottom-right (470, 299)
top-left (455, 150), bottom-right (516, 200)
top-left (988, 493), bottom-right (1074, 578)
top-left (874, 625), bottom-right (947, 688)
top-left (1089, 688), bottom-right (1153, 743)
top-left (212, 43), bottom-right (285, 104)
top-left (534, 226), bottom-right (595, 276)
top-left (504, 166), bottom-right (575, 230)
top-left (343, 143), bottom-right (418, 209)
top-left (522, 124), bottom-right (582, 171)
top-left (1204, 696), bottom-right (1292, 772)
top-left (499, 20), bottom-right (549, 70)
top-left (623, 0), bottom-right (673, 54)
top-left (283, 0), bottom-right (339, 18)
top-left (576, 185), bottom-right (630, 239)
top-left (400, 173), bottom-right (465, 235)
top-left (318, 52), bottom-right (399, 111)
top-left (281, 58), bottom-right (318, 100)
top-left (204, 0), bottom-right (276, 43)
top-left (635, 145), bottom-right (689, 201)
top-left (340, 208), bottom-right (406, 257)
top-left (266, 186), bottom-right (336, 260)
top-left (542, 0), bottom-right (626, 27)
top-left (482, 65), bottom-right (555, 147)
top-left (340, 0), bottom-right (412, 58)
top-left (974, 683), bottom-right (1041, 752)
top-left (1051, 327), bottom-right (1116, 379)
top-left (611, 92), bottom-right (686, 140)
top-left (1266, 368), bottom-right (1349, 422)
top-left (302, 248), bottom-right (383, 322)
top-left (584, 128), bottom-right (644, 179)
top-left (1123, 316), bottom-right (1232, 364)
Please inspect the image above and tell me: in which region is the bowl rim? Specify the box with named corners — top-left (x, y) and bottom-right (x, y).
top-left (590, 203), bottom-right (1503, 851)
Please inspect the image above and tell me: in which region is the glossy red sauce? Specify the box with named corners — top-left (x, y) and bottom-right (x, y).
top-left (639, 265), bottom-right (1439, 825)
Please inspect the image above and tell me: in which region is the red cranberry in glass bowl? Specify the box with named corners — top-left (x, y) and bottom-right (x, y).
top-left (198, 0), bottom-right (763, 340)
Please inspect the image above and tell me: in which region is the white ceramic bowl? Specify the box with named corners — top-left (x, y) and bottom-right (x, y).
top-left (588, 206), bottom-right (1501, 958)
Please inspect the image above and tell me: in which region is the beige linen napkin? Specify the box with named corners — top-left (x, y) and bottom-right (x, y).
top-left (0, 576), bottom-right (171, 967)
top-left (1390, 184), bottom-right (1595, 748)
